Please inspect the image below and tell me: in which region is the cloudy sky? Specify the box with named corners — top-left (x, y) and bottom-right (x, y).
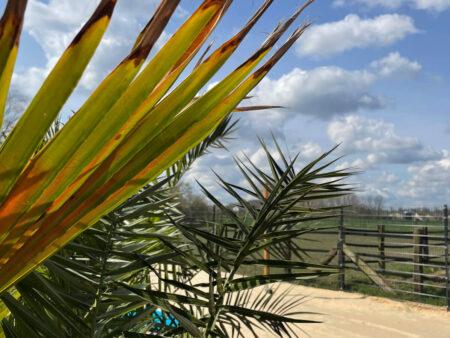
top-left (2, 0), bottom-right (449, 207)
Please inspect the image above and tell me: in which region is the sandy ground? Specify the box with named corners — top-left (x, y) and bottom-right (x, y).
top-left (242, 283), bottom-right (450, 338)
top-left (185, 272), bottom-right (450, 337)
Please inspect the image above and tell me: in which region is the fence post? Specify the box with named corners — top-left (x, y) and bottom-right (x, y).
top-left (378, 224), bottom-right (385, 272)
top-left (285, 242), bottom-right (292, 274)
top-left (338, 207), bottom-right (345, 290)
top-left (444, 204), bottom-right (449, 311)
top-left (158, 264), bottom-right (162, 290)
top-left (263, 189), bottom-right (270, 276)
top-left (413, 227), bottom-right (424, 294)
top-left (422, 226), bottom-right (429, 264)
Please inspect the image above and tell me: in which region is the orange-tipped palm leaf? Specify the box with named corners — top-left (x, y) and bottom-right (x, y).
top-left (0, 0), bottom-right (315, 293)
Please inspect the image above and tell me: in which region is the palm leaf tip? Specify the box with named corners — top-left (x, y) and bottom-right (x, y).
top-left (0, 0), bottom-right (27, 47)
top-left (127, 0), bottom-right (180, 63)
top-left (0, 0), bottom-right (28, 128)
top-left (70, 0), bottom-right (117, 46)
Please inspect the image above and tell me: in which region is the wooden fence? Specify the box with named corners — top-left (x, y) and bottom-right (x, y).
top-left (196, 204), bottom-right (450, 308)
top-left (311, 205), bottom-right (450, 309)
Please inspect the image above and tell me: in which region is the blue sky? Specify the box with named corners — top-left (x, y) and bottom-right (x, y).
top-left (2, 0), bottom-right (450, 207)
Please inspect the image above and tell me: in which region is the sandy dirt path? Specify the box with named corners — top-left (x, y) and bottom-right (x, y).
top-left (296, 286), bottom-right (450, 338)
top-left (187, 272), bottom-right (450, 337)
top-left (245, 284), bottom-right (450, 338)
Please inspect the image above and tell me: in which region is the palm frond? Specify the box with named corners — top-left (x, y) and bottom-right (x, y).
top-left (0, 0), bottom-right (317, 291)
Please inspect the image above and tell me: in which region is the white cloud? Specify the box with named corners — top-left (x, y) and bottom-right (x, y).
top-left (182, 155), bottom-right (228, 194)
top-left (181, 113), bottom-right (448, 207)
top-left (297, 14), bottom-right (418, 57)
top-left (334, 0), bottom-right (450, 12)
top-left (248, 146), bottom-right (280, 168)
top-left (252, 67), bottom-right (383, 120)
top-left (371, 52), bottom-right (422, 79)
top-left (250, 51), bottom-right (422, 121)
top-left (378, 171), bottom-right (399, 184)
top-left (11, 67), bottom-right (48, 98)
top-left (358, 182), bottom-right (393, 200)
top-left (298, 142), bottom-right (323, 161)
top-left (328, 115), bottom-right (442, 167)
top-left (398, 152), bottom-right (450, 202)
top-left (328, 116), bottom-right (448, 206)
top-left (334, 0), bottom-right (406, 9)
top-left (414, 0), bottom-right (450, 11)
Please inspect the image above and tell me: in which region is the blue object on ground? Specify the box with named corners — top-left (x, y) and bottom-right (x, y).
top-left (151, 308), bottom-right (180, 328)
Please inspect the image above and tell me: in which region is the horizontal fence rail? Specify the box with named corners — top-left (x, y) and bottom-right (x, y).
top-left (328, 205), bottom-right (450, 309)
top-left (277, 205), bottom-right (450, 308)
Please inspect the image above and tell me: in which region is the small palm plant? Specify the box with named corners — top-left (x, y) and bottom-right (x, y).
top-left (0, 0), bottom-right (316, 292)
top-left (0, 132), bottom-right (351, 337)
top-left (0, 115), bottom-right (236, 338)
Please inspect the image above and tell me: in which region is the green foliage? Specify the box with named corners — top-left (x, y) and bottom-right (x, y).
top-left (1, 130), bottom-right (351, 336)
top-left (0, 1), bottom-right (354, 336)
top-left (0, 0), bottom-right (318, 292)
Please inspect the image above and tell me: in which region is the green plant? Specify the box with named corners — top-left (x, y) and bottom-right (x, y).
top-left (0, 0), bottom-right (316, 292)
top-left (0, 116), bottom-right (235, 337)
top-left (1, 134), bottom-right (351, 337)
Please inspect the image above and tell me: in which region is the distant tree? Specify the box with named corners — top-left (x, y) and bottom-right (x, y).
top-left (374, 195), bottom-right (384, 214)
top-left (1, 93), bottom-right (28, 139)
top-left (176, 181), bottom-right (212, 220)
